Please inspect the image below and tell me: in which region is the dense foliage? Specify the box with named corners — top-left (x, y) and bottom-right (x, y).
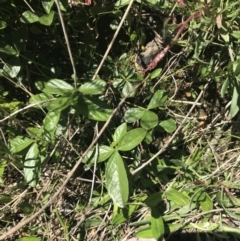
top-left (0, 0), bottom-right (240, 240)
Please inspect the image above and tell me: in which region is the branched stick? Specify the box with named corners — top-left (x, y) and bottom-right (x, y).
top-left (92, 0), bottom-right (135, 80)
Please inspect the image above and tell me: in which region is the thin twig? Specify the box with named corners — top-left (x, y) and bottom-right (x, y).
top-left (170, 99), bottom-right (203, 106)
top-left (55, 0), bottom-right (77, 88)
top-left (0, 99), bottom-right (55, 123)
top-left (132, 82), bottom-right (209, 175)
top-left (88, 123), bottom-right (99, 205)
top-left (92, 0), bottom-right (135, 80)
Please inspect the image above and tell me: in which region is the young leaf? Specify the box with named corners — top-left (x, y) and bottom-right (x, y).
top-left (112, 123), bottom-right (127, 144)
top-left (135, 227), bottom-right (153, 239)
top-left (17, 237), bottom-right (41, 241)
top-left (230, 84), bottom-right (240, 118)
top-left (140, 110), bottom-right (158, 130)
top-left (29, 93), bottom-right (52, 109)
top-left (165, 189), bottom-right (190, 206)
top-left (43, 111), bottom-right (60, 141)
top-left (124, 108), bottom-right (145, 123)
top-left (39, 11), bottom-right (55, 26)
top-left (0, 45), bottom-right (17, 55)
top-left (159, 118), bottom-right (176, 133)
top-left (145, 193), bottom-right (162, 207)
top-left (122, 81), bottom-right (135, 98)
top-left (150, 68), bottom-right (162, 79)
top-left (24, 143), bottom-right (40, 187)
top-left (83, 145), bottom-right (114, 164)
top-left (151, 207), bottom-right (164, 241)
top-left (83, 96), bottom-right (112, 121)
top-left (3, 56), bottom-right (21, 78)
top-left (0, 21), bottom-right (7, 30)
top-left (42, 0), bottom-right (55, 14)
top-left (200, 192), bottom-right (213, 212)
top-left (9, 136), bottom-right (33, 154)
top-left (47, 94), bottom-right (77, 112)
top-left (117, 128), bottom-right (147, 151)
top-left (220, 78), bottom-right (229, 98)
top-left (147, 90), bottom-right (167, 109)
top-left (41, 79), bottom-right (74, 95)
top-left (112, 203), bottom-right (139, 225)
top-left (190, 222), bottom-right (219, 231)
top-left (106, 151), bottom-right (129, 208)
top-left (79, 79), bottom-right (106, 95)
top-left (20, 11), bottom-right (39, 23)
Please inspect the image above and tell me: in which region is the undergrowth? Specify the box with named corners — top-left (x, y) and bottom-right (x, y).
top-left (0, 0), bottom-right (240, 240)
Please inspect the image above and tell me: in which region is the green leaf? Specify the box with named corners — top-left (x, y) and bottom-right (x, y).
top-left (122, 81), bottom-right (135, 98)
top-left (117, 128), bottom-right (147, 151)
top-left (200, 192), bottom-right (213, 212)
top-left (140, 110), bottom-right (158, 130)
top-left (9, 136), bottom-right (33, 154)
top-left (39, 11), bottom-right (55, 26)
top-left (0, 45), bottom-right (17, 56)
top-left (151, 207), bottom-right (164, 240)
top-left (165, 189), bottom-right (190, 206)
top-left (124, 108), bottom-right (145, 123)
top-left (0, 160), bottom-right (7, 184)
top-left (82, 96), bottom-right (112, 121)
top-left (115, 0), bottom-right (131, 8)
top-left (147, 90), bottom-right (167, 109)
top-left (21, 11), bottom-right (39, 23)
top-left (17, 237), bottom-right (41, 241)
top-left (176, 203), bottom-right (197, 215)
top-left (83, 145), bottom-right (114, 164)
top-left (18, 201), bottom-right (34, 214)
top-left (150, 68), bottom-right (162, 79)
top-left (27, 127), bottom-right (44, 139)
top-left (43, 111), bottom-right (60, 141)
top-left (0, 21), bottom-right (7, 30)
top-left (112, 203), bottom-right (139, 224)
top-left (216, 192), bottom-right (240, 207)
top-left (29, 93), bottom-right (52, 108)
top-left (113, 78), bottom-right (123, 88)
top-left (106, 151), bottom-right (129, 208)
top-left (190, 222), bottom-right (219, 231)
top-left (0, 194), bottom-right (12, 204)
top-left (3, 56), bottom-right (21, 78)
top-left (79, 79), bottom-right (106, 95)
top-left (39, 79), bottom-right (74, 95)
top-left (42, 0), bottom-right (55, 14)
top-left (59, 0), bottom-right (68, 11)
top-left (112, 123), bottom-right (127, 144)
top-left (135, 226), bottom-right (153, 239)
top-left (47, 94), bottom-right (77, 112)
top-left (231, 31), bottom-right (240, 39)
top-left (159, 118), bottom-right (176, 133)
top-left (145, 192), bottom-right (162, 207)
top-left (24, 143), bottom-right (40, 187)
top-left (230, 84), bottom-right (240, 118)
top-left (220, 77), bottom-right (229, 97)
top-left (0, 101), bottom-right (23, 112)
